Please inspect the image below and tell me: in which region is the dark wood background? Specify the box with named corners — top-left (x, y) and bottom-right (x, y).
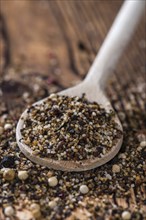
top-left (0, 0), bottom-right (146, 219)
top-left (1, 0), bottom-right (145, 85)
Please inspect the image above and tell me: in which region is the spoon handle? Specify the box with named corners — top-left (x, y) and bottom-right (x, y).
top-left (85, 0), bottom-right (145, 88)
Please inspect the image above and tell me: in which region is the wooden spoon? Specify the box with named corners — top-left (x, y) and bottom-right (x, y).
top-left (16, 0), bottom-right (144, 172)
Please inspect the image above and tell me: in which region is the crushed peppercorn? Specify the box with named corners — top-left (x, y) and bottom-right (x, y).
top-left (21, 94), bottom-right (122, 161)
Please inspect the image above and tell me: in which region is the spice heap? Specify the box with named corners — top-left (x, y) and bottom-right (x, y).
top-left (0, 73), bottom-right (145, 220)
top-left (21, 94), bottom-right (122, 160)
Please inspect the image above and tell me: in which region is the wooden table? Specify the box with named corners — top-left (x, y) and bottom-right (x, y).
top-left (0, 1), bottom-right (145, 219)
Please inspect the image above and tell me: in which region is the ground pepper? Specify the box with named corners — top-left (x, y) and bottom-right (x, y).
top-left (21, 94), bottom-right (122, 161)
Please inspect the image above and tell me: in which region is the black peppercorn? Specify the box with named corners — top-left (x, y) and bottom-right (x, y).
top-left (0, 156), bottom-right (15, 168)
top-left (141, 147), bottom-right (146, 159)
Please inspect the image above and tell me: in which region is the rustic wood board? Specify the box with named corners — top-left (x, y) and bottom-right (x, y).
top-left (0, 0), bottom-right (146, 219)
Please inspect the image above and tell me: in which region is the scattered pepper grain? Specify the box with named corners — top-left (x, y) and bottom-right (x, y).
top-left (18, 170), bottom-right (29, 180)
top-left (4, 123), bottom-right (12, 130)
top-left (3, 168), bottom-right (15, 181)
top-left (112, 164), bottom-right (121, 173)
top-left (0, 126), bottom-right (4, 135)
top-left (48, 176), bottom-right (58, 187)
top-left (140, 140), bottom-right (146, 147)
top-left (30, 203), bottom-right (41, 219)
top-left (4, 206), bottom-right (15, 216)
top-left (121, 210), bottom-right (131, 220)
top-left (79, 185), bottom-right (89, 194)
top-left (48, 200), bottom-right (57, 209)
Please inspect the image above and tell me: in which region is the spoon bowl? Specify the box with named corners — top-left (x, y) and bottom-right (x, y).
top-left (16, 0), bottom-right (144, 171)
top-left (16, 82), bottom-right (123, 172)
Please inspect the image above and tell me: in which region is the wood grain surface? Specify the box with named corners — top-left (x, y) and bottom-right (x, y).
top-left (0, 0), bottom-right (146, 219)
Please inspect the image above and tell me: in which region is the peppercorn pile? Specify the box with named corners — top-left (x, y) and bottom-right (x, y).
top-left (21, 94), bottom-right (122, 161)
top-left (0, 71), bottom-right (146, 220)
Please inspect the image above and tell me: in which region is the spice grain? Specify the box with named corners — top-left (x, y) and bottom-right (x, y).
top-left (18, 170), bottom-right (29, 180)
